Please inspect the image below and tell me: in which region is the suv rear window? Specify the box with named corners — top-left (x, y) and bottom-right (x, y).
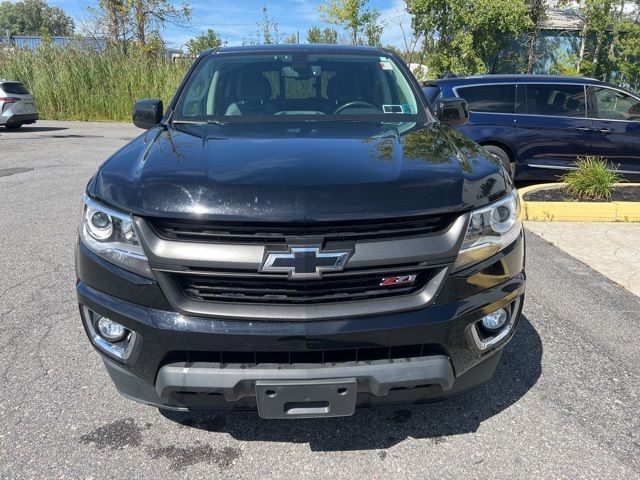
top-left (525, 84), bottom-right (585, 117)
top-left (456, 84), bottom-right (516, 113)
top-left (1, 82), bottom-right (30, 95)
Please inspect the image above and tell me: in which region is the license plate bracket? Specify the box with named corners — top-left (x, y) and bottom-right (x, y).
top-left (256, 378), bottom-right (357, 419)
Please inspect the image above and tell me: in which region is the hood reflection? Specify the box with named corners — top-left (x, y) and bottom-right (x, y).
top-left (92, 120), bottom-right (511, 221)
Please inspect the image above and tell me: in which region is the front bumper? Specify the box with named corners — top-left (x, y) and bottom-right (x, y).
top-left (76, 233), bottom-right (525, 414)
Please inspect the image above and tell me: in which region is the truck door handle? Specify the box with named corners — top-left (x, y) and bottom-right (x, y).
top-left (598, 128), bottom-right (612, 134)
top-left (576, 126), bottom-right (592, 133)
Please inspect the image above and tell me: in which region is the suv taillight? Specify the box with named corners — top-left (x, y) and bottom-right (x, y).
top-left (0, 97), bottom-right (20, 103)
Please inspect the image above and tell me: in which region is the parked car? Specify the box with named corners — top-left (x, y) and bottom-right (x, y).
top-left (76, 45), bottom-right (525, 418)
top-left (0, 80), bottom-right (38, 129)
top-left (422, 75), bottom-right (640, 180)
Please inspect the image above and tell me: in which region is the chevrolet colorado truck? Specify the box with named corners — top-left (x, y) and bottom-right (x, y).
top-left (75, 44), bottom-right (525, 419)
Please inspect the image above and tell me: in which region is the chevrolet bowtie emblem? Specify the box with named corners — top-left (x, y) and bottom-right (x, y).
top-left (260, 246), bottom-right (351, 279)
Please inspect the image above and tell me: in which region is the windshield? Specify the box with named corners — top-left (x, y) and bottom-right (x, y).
top-left (173, 52), bottom-right (426, 122)
top-left (1, 82), bottom-right (30, 95)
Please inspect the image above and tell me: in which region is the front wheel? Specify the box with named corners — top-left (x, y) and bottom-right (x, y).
top-left (482, 145), bottom-right (513, 177)
top-left (4, 123), bottom-right (22, 130)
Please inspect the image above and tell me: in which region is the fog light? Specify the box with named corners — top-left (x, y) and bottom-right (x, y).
top-left (82, 306), bottom-right (136, 360)
top-left (97, 316), bottom-right (127, 342)
top-left (480, 308), bottom-right (508, 332)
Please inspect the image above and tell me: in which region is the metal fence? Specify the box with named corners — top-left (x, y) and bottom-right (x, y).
top-left (0, 31), bottom-right (108, 51)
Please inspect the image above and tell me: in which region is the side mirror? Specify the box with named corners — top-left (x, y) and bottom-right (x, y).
top-left (133, 99), bottom-right (163, 129)
top-left (437, 97), bottom-right (469, 127)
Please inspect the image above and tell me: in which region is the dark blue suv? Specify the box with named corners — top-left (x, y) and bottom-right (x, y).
top-left (423, 75), bottom-right (640, 180)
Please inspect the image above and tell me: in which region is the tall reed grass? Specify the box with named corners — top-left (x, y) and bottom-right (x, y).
top-left (0, 46), bottom-right (190, 122)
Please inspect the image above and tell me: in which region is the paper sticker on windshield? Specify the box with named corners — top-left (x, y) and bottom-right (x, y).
top-left (383, 104), bottom-right (415, 114)
top-left (379, 60), bottom-right (394, 70)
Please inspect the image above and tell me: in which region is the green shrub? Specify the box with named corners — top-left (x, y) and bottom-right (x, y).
top-left (0, 45), bottom-right (190, 122)
top-left (560, 156), bottom-right (624, 201)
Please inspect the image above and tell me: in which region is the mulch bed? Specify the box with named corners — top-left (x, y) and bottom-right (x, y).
top-left (523, 185), bottom-right (640, 203)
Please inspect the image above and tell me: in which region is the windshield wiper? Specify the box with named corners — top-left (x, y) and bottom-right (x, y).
top-left (171, 119), bottom-right (227, 127)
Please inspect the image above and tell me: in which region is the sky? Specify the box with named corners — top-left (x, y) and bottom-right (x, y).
top-left (42, 0), bottom-right (413, 50)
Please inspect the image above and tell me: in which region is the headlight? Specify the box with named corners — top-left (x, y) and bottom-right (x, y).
top-left (454, 190), bottom-right (521, 271)
top-left (80, 195), bottom-right (152, 278)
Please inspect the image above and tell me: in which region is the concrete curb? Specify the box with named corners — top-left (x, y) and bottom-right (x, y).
top-left (518, 183), bottom-right (640, 222)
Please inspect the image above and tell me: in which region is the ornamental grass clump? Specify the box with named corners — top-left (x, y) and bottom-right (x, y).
top-left (560, 156), bottom-right (624, 201)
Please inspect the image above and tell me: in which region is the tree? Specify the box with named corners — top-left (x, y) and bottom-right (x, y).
top-left (318, 0), bottom-right (383, 46)
top-left (283, 33), bottom-right (298, 44)
top-left (573, 0), bottom-right (616, 76)
top-left (407, 0), bottom-right (533, 76)
top-left (0, 0), bottom-right (74, 36)
top-left (185, 28), bottom-right (223, 54)
top-left (129, 0), bottom-right (191, 47)
top-left (257, 4), bottom-right (280, 44)
top-left (550, 0), bottom-right (640, 85)
top-left (96, 0), bottom-right (129, 45)
top-left (524, 0), bottom-right (549, 73)
top-left (91, 0), bottom-right (190, 48)
top-left (306, 26), bottom-right (339, 44)
top-left (615, 19), bottom-right (640, 87)
top-left (395, 11), bottom-right (428, 66)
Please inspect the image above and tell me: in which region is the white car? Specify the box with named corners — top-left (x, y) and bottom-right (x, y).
top-left (0, 80), bottom-right (39, 129)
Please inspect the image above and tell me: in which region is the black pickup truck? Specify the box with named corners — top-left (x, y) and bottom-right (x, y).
top-left (75, 44), bottom-right (525, 419)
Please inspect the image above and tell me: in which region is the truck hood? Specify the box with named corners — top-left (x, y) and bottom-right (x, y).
top-left (90, 121), bottom-right (511, 221)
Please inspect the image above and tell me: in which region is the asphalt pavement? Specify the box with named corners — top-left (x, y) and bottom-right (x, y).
top-left (526, 221), bottom-right (640, 297)
top-left (1, 121), bottom-right (639, 479)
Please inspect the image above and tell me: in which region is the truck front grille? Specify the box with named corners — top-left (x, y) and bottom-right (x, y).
top-left (149, 213), bottom-right (455, 244)
top-left (173, 268), bottom-right (434, 305)
top-left (139, 213), bottom-right (464, 316)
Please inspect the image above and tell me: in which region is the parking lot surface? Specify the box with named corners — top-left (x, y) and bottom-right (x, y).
top-left (1, 121), bottom-right (639, 479)
top-left (526, 221), bottom-right (640, 297)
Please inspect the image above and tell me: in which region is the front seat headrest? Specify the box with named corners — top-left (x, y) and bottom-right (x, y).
top-left (327, 72), bottom-right (361, 103)
top-left (237, 74), bottom-right (271, 102)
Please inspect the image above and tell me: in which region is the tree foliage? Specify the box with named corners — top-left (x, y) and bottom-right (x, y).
top-left (615, 19), bottom-right (640, 85)
top-left (403, 0), bottom-right (640, 88)
top-left (0, 0), bottom-right (74, 36)
top-left (407, 0), bottom-right (533, 76)
top-left (306, 26), bottom-right (339, 44)
top-left (93, 0), bottom-right (190, 48)
top-left (254, 4), bottom-right (281, 44)
top-left (185, 28), bottom-right (223, 54)
top-left (524, 0), bottom-right (549, 73)
top-left (551, 0), bottom-right (640, 86)
top-left (283, 33), bottom-right (298, 44)
top-left (131, 0), bottom-right (191, 46)
top-left (319, 0), bottom-right (383, 46)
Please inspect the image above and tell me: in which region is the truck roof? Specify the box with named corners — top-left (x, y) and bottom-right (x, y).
top-left (211, 44), bottom-right (387, 55)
